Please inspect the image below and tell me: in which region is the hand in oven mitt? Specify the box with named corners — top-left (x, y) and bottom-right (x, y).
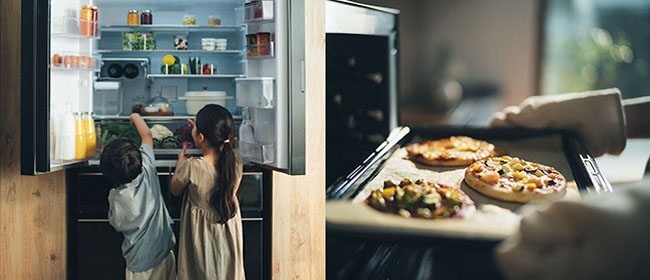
top-left (495, 185), bottom-right (650, 280)
top-left (489, 88), bottom-right (626, 157)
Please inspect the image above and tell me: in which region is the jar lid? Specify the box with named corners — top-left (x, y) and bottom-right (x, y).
top-left (90, 5), bottom-right (98, 9)
top-left (82, 5), bottom-right (92, 9)
top-left (183, 14), bottom-right (196, 18)
top-left (129, 9), bottom-right (139, 13)
top-left (142, 9), bottom-right (152, 13)
top-left (208, 15), bottom-right (220, 19)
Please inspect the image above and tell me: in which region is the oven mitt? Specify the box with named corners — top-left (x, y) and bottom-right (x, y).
top-left (495, 185), bottom-right (650, 280)
top-left (488, 88), bottom-right (626, 157)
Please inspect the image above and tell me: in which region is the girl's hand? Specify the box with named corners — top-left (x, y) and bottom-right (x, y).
top-left (176, 144), bottom-right (190, 169)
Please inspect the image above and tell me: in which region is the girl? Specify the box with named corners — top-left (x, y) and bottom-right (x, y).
top-left (171, 104), bottom-right (245, 280)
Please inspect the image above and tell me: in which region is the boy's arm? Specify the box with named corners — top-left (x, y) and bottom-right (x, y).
top-left (130, 113), bottom-right (153, 147)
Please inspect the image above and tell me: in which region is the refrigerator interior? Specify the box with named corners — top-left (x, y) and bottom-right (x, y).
top-left (48, 0), bottom-right (289, 170)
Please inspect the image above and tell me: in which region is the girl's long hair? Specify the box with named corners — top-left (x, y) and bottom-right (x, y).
top-left (195, 104), bottom-right (239, 224)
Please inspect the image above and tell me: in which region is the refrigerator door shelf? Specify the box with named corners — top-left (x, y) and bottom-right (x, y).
top-left (242, 1), bottom-right (275, 23)
top-left (51, 52), bottom-right (101, 71)
top-left (235, 78), bottom-right (275, 109)
top-left (51, 16), bottom-right (101, 39)
top-left (241, 141), bottom-right (275, 164)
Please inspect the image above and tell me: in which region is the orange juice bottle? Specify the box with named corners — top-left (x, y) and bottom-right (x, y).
top-left (85, 112), bottom-right (96, 158)
top-left (74, 112), bottom-right (87, 160)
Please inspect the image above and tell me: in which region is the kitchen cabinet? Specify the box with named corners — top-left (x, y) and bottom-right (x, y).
top-left (67, 165), bottom-right (268, 279)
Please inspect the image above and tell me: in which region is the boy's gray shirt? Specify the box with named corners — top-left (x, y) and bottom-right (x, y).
top-left (108, 144), bottom-right (175, 272)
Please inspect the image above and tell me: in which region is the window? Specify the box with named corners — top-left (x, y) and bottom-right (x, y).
top-left (542, 0), bottom-right (650, 99)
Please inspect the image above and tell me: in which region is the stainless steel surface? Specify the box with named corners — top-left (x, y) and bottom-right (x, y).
top-left (326, 0), bottom-right (399, 36)
top-left (287, 0), bottom-right (306, 175)
top-left (388, 31), bottom-right (398, 130)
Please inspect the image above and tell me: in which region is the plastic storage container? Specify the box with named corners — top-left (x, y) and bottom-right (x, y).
top-left (235, 78), bottom-right (275, 108)
top-left (93, 82), bottom-right (121, 115)
top-left (179, 91), bottom-right (233, 115)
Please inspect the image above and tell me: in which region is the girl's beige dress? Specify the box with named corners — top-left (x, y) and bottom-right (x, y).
top-left (175, 157), bottom-right (245, 280)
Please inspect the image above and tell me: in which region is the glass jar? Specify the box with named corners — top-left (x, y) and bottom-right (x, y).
top-left (127, 10), bottom-right (139, 25)
top-left (74, 112), bottom-right (87, 160)
top-left (80, 5), bottom-right (93, 36)
top-left (182, 14), bottom-right (196, 25)
top-left (208, 15), bottom-right (221, 26)
top-left (90, 6), bottom-right (99, 36)
top-left (141, 9), bottom-right (152, 25)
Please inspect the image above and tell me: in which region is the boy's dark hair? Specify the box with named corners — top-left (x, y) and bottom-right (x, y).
top-left (100, 139), bottom-right (143, 186)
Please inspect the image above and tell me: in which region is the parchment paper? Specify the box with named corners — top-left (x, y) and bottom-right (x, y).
top-left (327, 134), bottom-right (581, 241)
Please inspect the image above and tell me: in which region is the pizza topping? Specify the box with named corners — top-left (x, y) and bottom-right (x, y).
top-left (513, 171), bottom-right (527, 180)
top-left (534, 169), bottom-right (545, 177)
top-left (547, 179), bottom-right (556, 186)
top-left (366, 179), bottom-right (474, 219)
top-left (480, 171), bottom-right (500, 184)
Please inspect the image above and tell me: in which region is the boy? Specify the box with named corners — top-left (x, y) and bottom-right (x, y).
top-left (100, 113), bottom-right (176, 280)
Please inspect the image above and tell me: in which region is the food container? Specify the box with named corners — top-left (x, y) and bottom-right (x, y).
top-left (173, 35), bottom-right (188, 50)
top-left (144, 96), bottom-right (173, 116)
top-left (127, 9), bottom-right (139, 25)
top-left (179, 91), bottom-right (233, 115)
top-left (208, 15), bottom-right (221, 26)
top-left (140, 10), bottom-right (152, 25)
top-left (182, 14), bottom-right (196, 25)
top-left (122, 31), bottom-right (156, 50)
top-left (94, 81), bottom-right (122, 115)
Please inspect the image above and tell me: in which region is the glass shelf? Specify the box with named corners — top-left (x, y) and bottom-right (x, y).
top-left (147, 74), bottom-right (245, 79)
top-left (101, 25), bottom-right (244, 33)
top-left (98, 49), bottom-right (244, 54)
top-left (95, 115), bottom-right (242, 121)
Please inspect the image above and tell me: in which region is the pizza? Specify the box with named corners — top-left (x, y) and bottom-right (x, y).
top-left (366, 179), bottom-right (476, 219)
top-left (405, 136), bottom-right (496, 166)
top-left (464, 156), bottom-right (566, 203)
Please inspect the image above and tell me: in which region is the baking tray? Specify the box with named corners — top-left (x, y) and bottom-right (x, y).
top-left (326, 126), bottom-right (611, 244)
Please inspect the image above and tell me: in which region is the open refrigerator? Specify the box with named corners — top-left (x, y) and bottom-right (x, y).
top-left (21, 0), bottom-right (305, 175)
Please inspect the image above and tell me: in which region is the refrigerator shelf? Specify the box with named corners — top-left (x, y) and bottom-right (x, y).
top-left (147, 74), bottom-right (245, 79)
top-left (98, 49), bottom-right (244, 54)
top-left (94, 115), bottom-right (243, 121)
top-left (101, 25), bottom-right (245, 33)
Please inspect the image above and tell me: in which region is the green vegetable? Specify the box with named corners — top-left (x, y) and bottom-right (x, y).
top-left (161, 136), bottom-right (180, 149)
top-left (99, 121), bottom-right (141, 148)
top-left (153, 138), bottom-right (161, 149)
top-left (122, 32), bottom-right (157, 51)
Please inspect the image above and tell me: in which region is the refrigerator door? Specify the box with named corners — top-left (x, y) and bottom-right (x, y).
top-left (238, 0), bottom-right (305, 175)
top-left (22, 0), bottom-right (96, 175)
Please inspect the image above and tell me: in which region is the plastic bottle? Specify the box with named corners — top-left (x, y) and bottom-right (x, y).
top-left (239, 108), bottom-right (255, 143)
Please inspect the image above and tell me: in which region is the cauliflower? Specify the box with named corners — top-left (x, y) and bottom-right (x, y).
top-left (150, 124), bottom-right (174, 141)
